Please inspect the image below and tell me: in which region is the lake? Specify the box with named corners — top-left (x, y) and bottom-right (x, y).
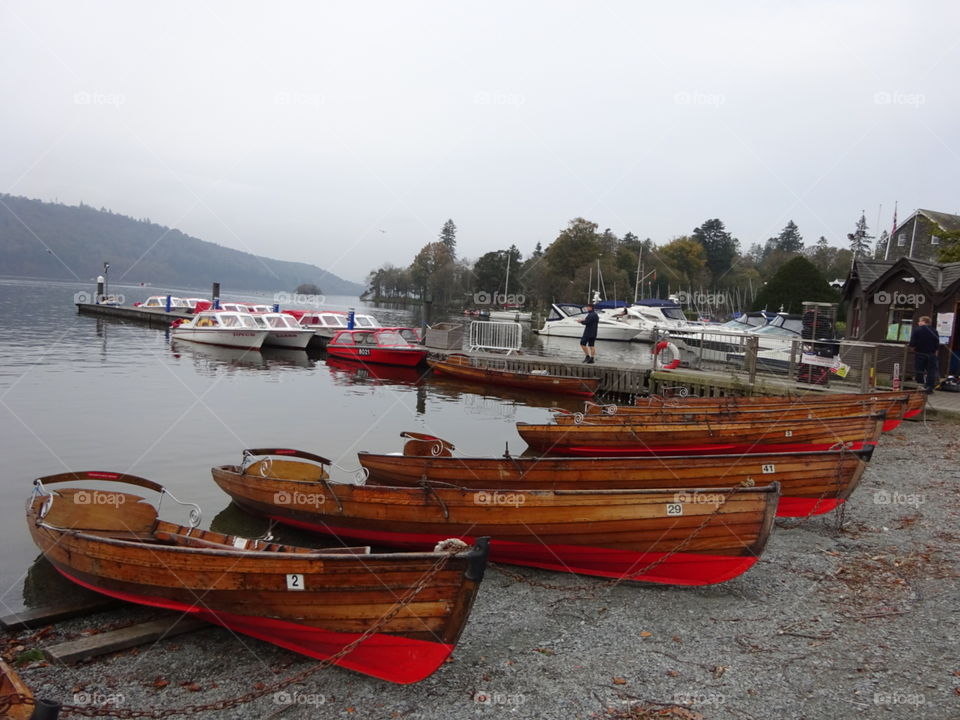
top-left (0, 278), bottom-right (653, 612)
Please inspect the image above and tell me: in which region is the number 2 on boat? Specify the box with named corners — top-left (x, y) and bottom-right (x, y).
top-left (286, 573), bottom-right (305, 590)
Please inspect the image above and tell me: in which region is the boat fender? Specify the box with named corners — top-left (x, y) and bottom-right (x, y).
top-left (170, 318), bottom-right (185, 328)
top-left (651, 340), bottom-right (681, 370)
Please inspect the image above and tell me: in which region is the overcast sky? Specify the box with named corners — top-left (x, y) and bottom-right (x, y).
top-left (2, 1), bottom-right (958, 283)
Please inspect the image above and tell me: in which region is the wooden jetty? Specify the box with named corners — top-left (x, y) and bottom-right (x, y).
top-left (76, 302), bottom-right (191, 327)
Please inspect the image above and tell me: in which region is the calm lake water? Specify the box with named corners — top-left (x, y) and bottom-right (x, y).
top-left (0, 278), bottom-right (653, 611)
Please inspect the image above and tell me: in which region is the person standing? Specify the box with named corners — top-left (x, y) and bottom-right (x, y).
top-left (579, 302), bottom-right (599, 363)
top-left (909, 315), bottom-right (941, 393)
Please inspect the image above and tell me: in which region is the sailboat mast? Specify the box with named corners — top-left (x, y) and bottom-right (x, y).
top-left (634, 248), bottom-right (642, 304)
top-left (504, 251), bottom-right (510, 304)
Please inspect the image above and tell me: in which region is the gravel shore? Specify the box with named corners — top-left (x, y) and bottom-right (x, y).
top-left (6, 415), bottom-right (959, 720)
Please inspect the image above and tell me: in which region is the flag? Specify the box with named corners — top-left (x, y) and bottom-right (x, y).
top-left (891, 201), bottom-right (898, 234)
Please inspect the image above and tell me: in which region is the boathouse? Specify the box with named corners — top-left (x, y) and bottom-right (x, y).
top-left (842, 256), bottom-right (960, 376)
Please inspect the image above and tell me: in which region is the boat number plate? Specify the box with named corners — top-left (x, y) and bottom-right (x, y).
top-left (232, 537), bottom-right (248, 549)
top-left (666, 503), bottom-right (683, 516)
top-left (761, 464), bottom-right (776, 474)
top-left (784, 430), bottom-right (793, 437)
top-left (358, 348), bottom-right (370, 356)
top-left (286, 574), bottom-right (305, 590)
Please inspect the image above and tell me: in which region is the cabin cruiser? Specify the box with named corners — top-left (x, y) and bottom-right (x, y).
top-left (171, 311), bottom-right (268, 349)
top-left (538, 302), bottom-right (641, 342)
top-left (250, 313), bottom-right (315, 349)
top-left (723, 314), bottom-right (804, 368)
top-left (596, 299), bottom-right (701, 342)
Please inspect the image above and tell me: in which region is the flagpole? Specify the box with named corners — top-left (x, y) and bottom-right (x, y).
top-left (885, 201), bottom-right (897, 261)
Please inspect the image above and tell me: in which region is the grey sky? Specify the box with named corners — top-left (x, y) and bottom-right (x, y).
top-left (2, 1), bottom-right (958, 283)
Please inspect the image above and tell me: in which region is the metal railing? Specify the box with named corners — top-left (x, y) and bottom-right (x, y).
top-left (662, 327), bottom-right (914, 392)
top-left (468, 320), bottom-right (522, 354)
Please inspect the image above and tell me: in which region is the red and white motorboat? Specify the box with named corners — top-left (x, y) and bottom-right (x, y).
top-left (326, 329), bottom-right (428, 367)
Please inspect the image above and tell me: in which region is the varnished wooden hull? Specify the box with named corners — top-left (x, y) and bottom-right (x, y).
top-left (211, 461), bottom-right (780, 586)
top-left (630, 390), bottom-right (925, 420)
top-left (562, 399), bottom-right (904, 432)
top-left (428, 355), bottom-right (599, 396)
top-left (516, 413), bottom-right (885, 456)
top-left (26, 475), bottom-right (487, 684)
top-left (358, 444), bottom-right (873, 517)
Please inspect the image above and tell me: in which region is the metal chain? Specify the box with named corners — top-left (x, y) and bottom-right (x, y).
top-left (52, 551), bottom-right (456, 718)
top-left (492, 480), bottom-right (759, 595)
top-left (0, 692), bottom-right (36, 713)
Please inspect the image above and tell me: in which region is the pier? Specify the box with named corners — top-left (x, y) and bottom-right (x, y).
top-left (76, 302), bottom-right (191, 327)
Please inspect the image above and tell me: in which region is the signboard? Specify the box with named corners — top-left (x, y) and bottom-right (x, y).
top-left (936, 312), bottom-right (955, 345)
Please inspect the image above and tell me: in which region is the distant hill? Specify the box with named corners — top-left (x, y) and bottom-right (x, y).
top-left (0, 195), bottom-right (364, 295)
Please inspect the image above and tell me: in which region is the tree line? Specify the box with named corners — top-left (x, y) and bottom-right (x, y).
top-left (362, 212), bottom-right (898, 315)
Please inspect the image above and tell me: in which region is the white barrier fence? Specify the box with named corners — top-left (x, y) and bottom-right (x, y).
top-left (469, 321), bottom-right (522, 354)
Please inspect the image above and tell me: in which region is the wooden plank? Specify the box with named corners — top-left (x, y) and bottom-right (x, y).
top-left (43, 615), bottom-right (210, 665)
top-left (1, 599), bottom-right (118, 631)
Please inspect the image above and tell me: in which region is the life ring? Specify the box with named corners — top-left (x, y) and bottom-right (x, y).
top-left (651, 340), bottom-right (681, 370)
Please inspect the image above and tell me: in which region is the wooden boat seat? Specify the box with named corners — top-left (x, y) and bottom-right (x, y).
top-left (153, 526), bottom-right (370, 555)
top-left (244, 459), bottom-right (329, 482)
top-left (40, 489), bottom-right (158, 537)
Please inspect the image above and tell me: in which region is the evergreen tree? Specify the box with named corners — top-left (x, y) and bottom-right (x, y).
top-left (775, 220), bottom-right (803, 253)
top-left (753, 256), bottom-right (837, 313)
top-left (874, 230), bottom-right (889, 260)
top-left (847, 211), bottom-right (873, 257)
top-left (691, 219), bottom-right (739, 285)
top-left (439, 219), bottom-right (457, 254)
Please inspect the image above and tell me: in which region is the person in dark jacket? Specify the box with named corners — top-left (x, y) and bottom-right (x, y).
top-left (579, 303), bottom-right (599, 363)
top-left (909, 316), bottom-right (940, 392)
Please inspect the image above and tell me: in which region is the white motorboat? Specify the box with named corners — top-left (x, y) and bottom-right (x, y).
top-left (140, 295), bottom-right (189, 309)
top-left (488, 309), bottom-right (533, 322)
top-left (597, 299), bottom-right (702, 342)
top-left (293, 310), bottom-right (382, 343)
top-left (251, 312), bottom-right (315, 349)
top-left (537, 302), bottom-right (641, 342)
top-left (171, 311), bottom-right (268, 350)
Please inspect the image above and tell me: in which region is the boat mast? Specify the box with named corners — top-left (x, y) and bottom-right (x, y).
top-left (504, 251), bottom-right (510, 306)
top-left (634, 248), bottom-right (641, 304)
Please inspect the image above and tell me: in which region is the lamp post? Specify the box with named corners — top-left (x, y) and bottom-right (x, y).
top-left (103, 261), bottom-right (110, 302)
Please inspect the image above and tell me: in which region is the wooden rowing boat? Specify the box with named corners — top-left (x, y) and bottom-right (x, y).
top-left (427, 354), bottom-right (599, 396)
top-left (212, 449), bottom-right (780, 586)
top-left (556, 397), bottom-right (905, 431)
top-left (27, 471), bottom-right (489, 684)
top-left (516, 413), bottom-right (885, 456)
top-left (358, 431), bottom-right (873, 517)
top-left (0, 660), bottom-right (40, 720)
top-left (628, 389), bottom-right (925, 420)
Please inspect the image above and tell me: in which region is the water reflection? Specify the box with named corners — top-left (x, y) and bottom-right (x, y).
top-left (22, 554), bottom-right (103, 609)
top-left (324, 356), bottom-right (426, 387)
top-left (170, 341), bottom-right (315, 373)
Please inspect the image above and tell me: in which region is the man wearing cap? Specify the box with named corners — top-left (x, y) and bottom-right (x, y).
top-left (579, 302), bottom-right (599, 364)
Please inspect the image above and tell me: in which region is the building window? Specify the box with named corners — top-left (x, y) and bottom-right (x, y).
top-left (851, 298), bottom-right (862, 339)
top-left (885, 307), bottom-right (914, 342)
top-left (931, 235), bottom-right (940, 245)
top-left (897, 233), bottom-right (906, 246)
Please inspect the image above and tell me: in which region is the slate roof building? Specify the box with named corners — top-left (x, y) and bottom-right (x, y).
top-left (884, 208), bottom-right (960, 262)
top-left (842, 255), bottom-right (960, 376)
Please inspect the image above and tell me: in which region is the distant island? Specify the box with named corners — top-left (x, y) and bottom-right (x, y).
top-left (0, 194), bottom-right (364, 296)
